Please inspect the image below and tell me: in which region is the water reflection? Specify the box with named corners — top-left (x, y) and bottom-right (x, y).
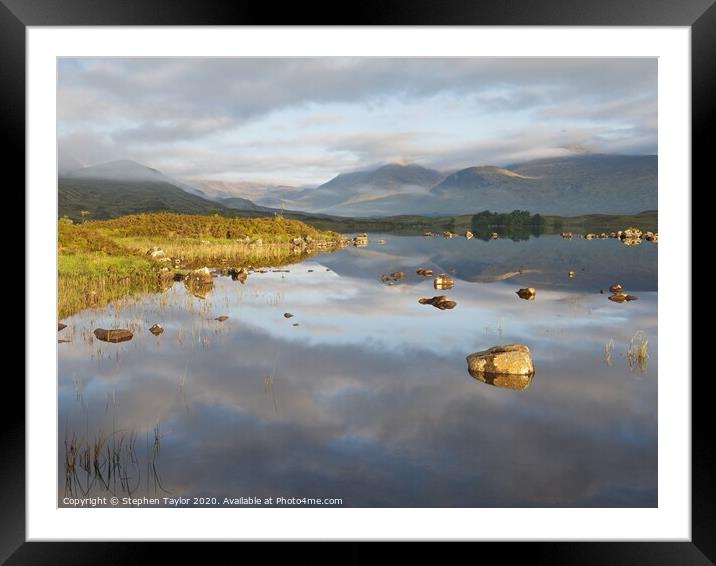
top-left (59, 235), bottom-right (657, 507)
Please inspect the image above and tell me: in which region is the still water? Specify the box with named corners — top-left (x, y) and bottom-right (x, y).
top-left (58, 235), bottom-right (657, 507)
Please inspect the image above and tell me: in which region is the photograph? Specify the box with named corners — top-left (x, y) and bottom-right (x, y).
top-left (56, 56), bottom-right (660, 509)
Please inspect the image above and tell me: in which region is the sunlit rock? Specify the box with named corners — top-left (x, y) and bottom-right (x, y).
top-left (516, 287), bottom-right (536, 300)
top-left (184, 267), bottom-right (214, 298)
top-left (146, 246), bottom-right (166, 258)
top-left (434, 273), bottom-right (455, 290)
top-left (466, 344), bottom-right (535, 386)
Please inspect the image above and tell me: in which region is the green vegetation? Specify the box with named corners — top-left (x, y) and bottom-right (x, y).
top-left (469, 210), bottom-right (546, 240)
top-left (298, 209), bottom-right (655, 239)
top-left (543, 210), bottom-right (658, 233)
top-left (59, 178), bottom-right (228, 222)
top-left (92, 211), bottom-right (335, 241)
top-left (58, 213), bottom-right (341, 319)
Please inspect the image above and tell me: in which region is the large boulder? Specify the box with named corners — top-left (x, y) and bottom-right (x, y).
top-left (93, 328), bottom-right (133, 343)
top-left (466, 344), bottom-right (535, 378)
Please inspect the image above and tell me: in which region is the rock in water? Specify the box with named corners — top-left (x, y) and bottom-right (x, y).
top-left (608, 293), bottom-right (639, 303)
top-left (568, 271), bottom-right (576, 278)
top-left (58, 323), bottom-right (67, 331)
top-left (284, 313), bottom-right (294, 318)
top-left (609, 283), bottom-right (623, 293)
top-left (516, 287), bottom-right (536, 300)
top-left (149, 323), bottom-right (164, 335)
top-left (93, 328), bottom-right (133, 343)
top-left (466, 344), bottom-right (535, 377)
top-left (214, 316), bottom-right (229, 322)
top-left (434, 274), bottom-right (455, 290)
top-left (418, 296), bottom-right (457, 310)
top-left (184, 267), bottom-right (214, 298)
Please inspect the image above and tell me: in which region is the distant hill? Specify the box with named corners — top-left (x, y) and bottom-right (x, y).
top-left (58, 160), bottom-right (263, 221)
top-left (216, 196), bottom-right (273, 212)
top-left (285, 163), bottom-right (446, 215)
top-left (58, 154), bottom-right (658, 221)
top-left (278, 155), bottom-right (656, 217)
top-left (188, 179), bottom-right (307, 208)
top-left (429, 154), bottom-right (657, 216)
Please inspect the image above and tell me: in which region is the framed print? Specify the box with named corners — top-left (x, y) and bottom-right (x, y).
top-left (7, 0), bottom-right (707, 561)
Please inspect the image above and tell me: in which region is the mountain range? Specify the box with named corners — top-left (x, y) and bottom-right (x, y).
top-left (58, 154), bottom-right (657, 221)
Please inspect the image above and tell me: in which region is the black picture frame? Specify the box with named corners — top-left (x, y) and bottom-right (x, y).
top-left (7, 0), bottom-right (705, 561)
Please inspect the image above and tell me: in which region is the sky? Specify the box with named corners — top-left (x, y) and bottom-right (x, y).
top-left (57, 57), bottom-right (657, 186)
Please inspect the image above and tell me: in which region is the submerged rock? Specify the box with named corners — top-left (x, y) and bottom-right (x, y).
top-left (466, 345), bottom-right (535, 383)
top-left (58, 323), bottom-right (67, 331)
top-left (214, 316), bottom-right (229, 322)
top-left (390, 271), bottom-right (406, 280)
top-left (434, 274), bottom-right (455, 290)
top-left (93, 328), bottom-right (133, 343)
top-left (149, 323), bottom-right (164, 335)
top-left (516, 287), bottom-right (536, 300)
top-left (418, 295), bottom-right (457, 310)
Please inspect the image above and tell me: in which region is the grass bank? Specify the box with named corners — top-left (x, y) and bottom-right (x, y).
top-left (58, 213), bottom-right (342, 319)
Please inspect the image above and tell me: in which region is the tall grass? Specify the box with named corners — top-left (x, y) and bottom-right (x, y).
top-left (58, 213), bottom-right (343, 318)
top-left (604, 339), bottom-right (615, 366)
top-left (627, 331), bottom-right (649, 373)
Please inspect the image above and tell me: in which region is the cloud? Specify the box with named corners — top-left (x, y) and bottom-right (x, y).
top-left (57, 57), bottom-right (657, 183)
